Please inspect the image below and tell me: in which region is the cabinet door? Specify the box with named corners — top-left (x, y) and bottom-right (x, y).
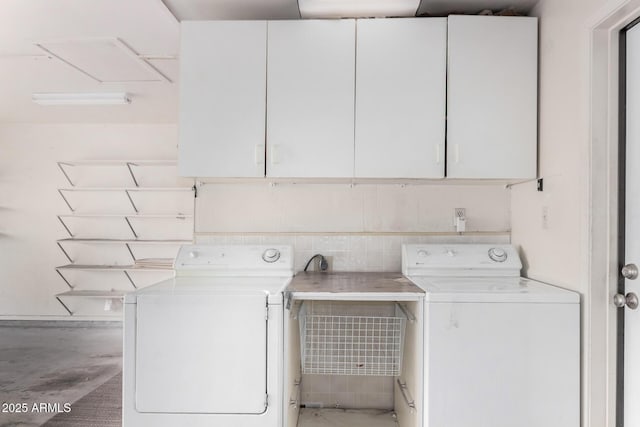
top-left (267, 20), bottom-right (355, 178)
top-left (355, 18), bottom-right (446, 178)
top-left (178, 21), bottom-right (267, 178)
top-left (447, 16), bottom-right (538, 179)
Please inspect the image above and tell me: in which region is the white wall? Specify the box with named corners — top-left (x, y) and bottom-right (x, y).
top-left (0, 123), bottom-right (178, 318)
top-left (511, 0), bottom-right (603, 289)
top-left (196, 183), bottom-right (511, 233)
top-left (0, 121), bottom-right (512, 318)
top-left (511, 0), bottom-right (625, 425)
top-left (195, 182), bottom-right (513, 273)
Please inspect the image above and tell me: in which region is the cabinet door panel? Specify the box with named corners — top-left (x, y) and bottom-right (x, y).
top-left (447, 16), bottom-right (538, 179)
top-left (267, 20), bottom-right (355, 178)
top-left (355, 18), bottom-right (446, 178)
top-left (179, 21), bottom-right (267, 178)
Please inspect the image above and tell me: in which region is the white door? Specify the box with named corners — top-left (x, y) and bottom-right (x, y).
top-left (135, 292), bottom-right (268, 414)
top-left (266, 20), bottom-right (355, 178)
top-left (178, 21), bottom-right (267, 178)
top-left (446, 16), bottom-right (537, 179)
top-left (355, 18), bottom-right (446, 178)
top-left (624, 21), bottom-right (640, 427)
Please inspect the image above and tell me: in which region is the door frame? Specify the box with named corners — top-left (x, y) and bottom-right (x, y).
top-left (615, 14), bottom-right (640, 427)
top-left (588, 1), bottom-right (640, 426)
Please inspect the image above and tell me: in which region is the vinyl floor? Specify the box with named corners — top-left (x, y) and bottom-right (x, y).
top-left (0, 321), bottom-right (122, 427)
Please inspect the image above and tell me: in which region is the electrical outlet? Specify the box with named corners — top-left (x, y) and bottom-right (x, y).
top-left (315, 256), bottom-right (333, 272)
top-left (454, 208), bottom-right (466, 225)
top-left (325, 256), bottom-right (333, 271)
top-left (542, 206), bottom-right (549, 229)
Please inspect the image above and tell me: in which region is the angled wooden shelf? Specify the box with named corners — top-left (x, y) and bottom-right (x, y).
top-left (57, 160), bottom-right (185, 188)
top-left (55, 290), bottom-right (128, 316)
top-left (54, 160), bottom-right (190, 317)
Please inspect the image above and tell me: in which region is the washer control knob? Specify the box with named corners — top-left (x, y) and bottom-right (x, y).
top-left (488, 247), bottom-right (508, 262)
top-left (417, 250), bottom-right (429, 258)
top-left (189, 251), bottom-right (198, 259)
top-left (446, 249), bottom-right (456, 257)
top-left (262, 248), bottom-right (281, 263)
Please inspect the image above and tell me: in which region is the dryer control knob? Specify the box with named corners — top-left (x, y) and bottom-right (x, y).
top-left (189, 251), bottom-right (198, 259)
top-left (417, 250), bottom-right (429, 258)
top-left (262, 248), bottom-right (281, 263)
top-left (488, 247), bottom-right (508, 262)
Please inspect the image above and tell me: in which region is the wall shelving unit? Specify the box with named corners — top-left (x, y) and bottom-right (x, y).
top-left (54, 160), bottom-right (194, 317)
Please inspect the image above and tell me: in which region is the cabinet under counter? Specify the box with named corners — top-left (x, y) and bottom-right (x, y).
top-left (283, 272), bottom-right (424, 427)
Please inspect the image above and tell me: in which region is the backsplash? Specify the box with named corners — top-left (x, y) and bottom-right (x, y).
top-left (194, 233), bottom-right (510, 272)
top-left (195, 183), bottom-right (511, 233)
top-left (195, 182), bottom-right (511, 272)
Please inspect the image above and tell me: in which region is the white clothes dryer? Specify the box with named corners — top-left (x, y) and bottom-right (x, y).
top-left (402, 244), bottom-right (579, 427)
top-left (123, 245), bottom-right (293, 427)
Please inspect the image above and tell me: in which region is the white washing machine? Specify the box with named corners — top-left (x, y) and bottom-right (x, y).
top-left (402, 244), bottom-right (580, 427)
top-left (123, 245), bottom-right (293, 427)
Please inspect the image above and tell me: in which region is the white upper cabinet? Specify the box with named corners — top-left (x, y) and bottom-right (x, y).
top-left (446, 16), bottom-right (538, 179)
top-left (355, 18), bottom-right (447, 179)
top-left (178, 21), bottom-right (267, 178)
top-left (266, 20), bottom-right (356, 178)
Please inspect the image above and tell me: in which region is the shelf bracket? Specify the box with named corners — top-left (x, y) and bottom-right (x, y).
top-left (123, 270), bottom-right (138, 289)
top-left (125, 243), bottom-right (137, 262)
top-left (55, 269), bottom-right (73, 289)
top-left (124, 190), bottom-right (139, 213)
top-left (124, 216), bottom-right (139, 238)
top-left (56, 241), bottom-right (73, 263)
top-left (126, 162), bottom-right (140, 187)
top-left (57, 162), bottom-right (75, 187)
top-left (57, 215), bottom-right (73, 238)
top-left (397, 379), bottom-right (416, 414)
top-left (56, 296), bottom-right (73, 316)
top-left (289, 379), bottom-right (301, 409)
top-left (57, 189), bottom-right (75, 212)
top-left (396, 303), bottom-right (416, 323)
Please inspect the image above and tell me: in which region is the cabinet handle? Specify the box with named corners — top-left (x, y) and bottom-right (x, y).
top-left (255, 144), bottom-right (265, 165)
top-left (270, 144), bottom-right (280, 165)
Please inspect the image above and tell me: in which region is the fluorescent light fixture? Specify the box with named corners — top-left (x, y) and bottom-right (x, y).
top-left (31, 92), bottom-right (131, 106)
top-left (298, 0), bottom-right (419, 18)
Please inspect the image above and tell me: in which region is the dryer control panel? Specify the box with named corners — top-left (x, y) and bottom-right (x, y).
top-left (174, 245), bottom-right (294, 276)
top-left (402, 244), bottom-right (522, 277)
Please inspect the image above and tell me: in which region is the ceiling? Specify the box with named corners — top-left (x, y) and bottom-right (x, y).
top-left (0, 0), bottom-right (538, 124)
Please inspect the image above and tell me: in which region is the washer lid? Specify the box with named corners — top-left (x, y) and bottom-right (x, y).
top-left (407, 276), bottom-right (579, 303)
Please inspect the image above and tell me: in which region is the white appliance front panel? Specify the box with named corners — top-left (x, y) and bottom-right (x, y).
top-left (426, 301), bottom-right (580, 427)
top-left (135, 292), bottom-right (268, 414)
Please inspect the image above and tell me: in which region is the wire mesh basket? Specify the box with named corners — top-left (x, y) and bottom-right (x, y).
top-left (299, 302), bottom-right (406, 376)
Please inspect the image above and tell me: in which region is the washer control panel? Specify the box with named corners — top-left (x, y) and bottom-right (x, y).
top-left (488, 247), bottom-right (508, 262)
top-left (402, 244), bottom-right (522, 277)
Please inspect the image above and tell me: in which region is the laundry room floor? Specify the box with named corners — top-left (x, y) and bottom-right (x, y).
top-left (0, 321), bottom-right (122, 427)
top-left (297, 408), bottom-right (398, 427)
